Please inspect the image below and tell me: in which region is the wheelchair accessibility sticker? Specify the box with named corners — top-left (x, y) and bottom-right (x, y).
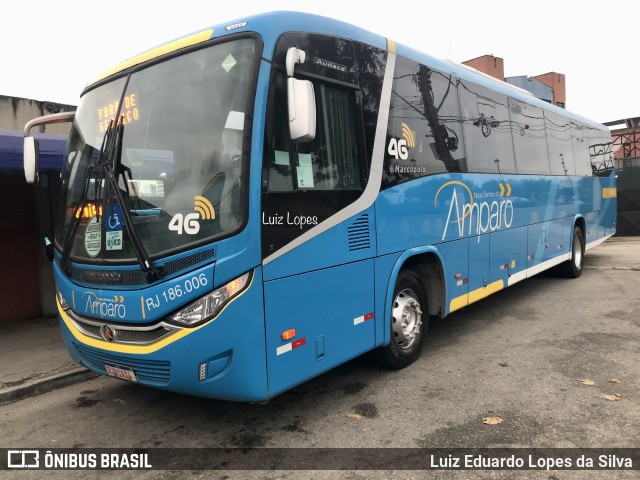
top-left (106, 204), bottom-right (123, 251)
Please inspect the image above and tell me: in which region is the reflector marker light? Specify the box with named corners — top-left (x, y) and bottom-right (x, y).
top-left (281, 329), bottom-right (296, 341)
top-left (225, 22), bottom-right (248, 31)
top-left (454, 273), bottom-right (462, 279)
top-left (276, 337), bottom-right (306, 356)
top-left (499, 263), bottom-right (510, 270)
top-left (456, 278), bottom-right (469, 287)
top-left (353, 312), bottom-right (374, 325)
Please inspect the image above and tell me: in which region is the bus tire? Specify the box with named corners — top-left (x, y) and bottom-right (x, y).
top-left (560, 226), bottom-right (584, 278)
top-left (375, 270), bottom-right (428, 369)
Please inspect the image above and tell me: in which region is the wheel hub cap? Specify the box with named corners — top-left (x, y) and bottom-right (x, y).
top-left (392, 288), bottom-right (422, 350)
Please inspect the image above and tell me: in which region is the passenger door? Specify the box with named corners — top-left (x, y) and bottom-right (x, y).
top-left (261, 34), bottom-right (381, 397)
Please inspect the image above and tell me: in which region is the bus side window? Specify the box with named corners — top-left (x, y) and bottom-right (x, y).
top-left (571, 123), bottom-right (591, 176)
top-left (459, 82), bottom-right (516, 174)
top-left (264, 70), bottom-right (364, 193)
top-left (545, 110), bottom-right (575, 175)
top-left (509, 99), bottom-right (550, 175)
top-left (384, 56), bottom-right (466, 188)
top-left (295, 82), bottom-right (363, 191)
top-left (264, 72), bottom-right (295, 192)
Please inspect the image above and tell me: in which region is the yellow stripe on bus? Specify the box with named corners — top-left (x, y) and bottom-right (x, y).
top-left (59, 299), bottom-right (193, 354)
top-left (386, 38), bottom-right (397, 54)
top-left (449, 280), bottom-right (504, 314)
top-left (56, 273), bottom-right (252, 354)
top-left (89, 29), bottom-right (214, 86)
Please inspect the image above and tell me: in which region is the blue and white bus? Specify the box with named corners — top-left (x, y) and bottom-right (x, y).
top-left (24, 11), bottom-right (616, 401)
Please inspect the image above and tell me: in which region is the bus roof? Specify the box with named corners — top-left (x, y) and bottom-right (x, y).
top-left (87, 10), bottom-right (607, 132)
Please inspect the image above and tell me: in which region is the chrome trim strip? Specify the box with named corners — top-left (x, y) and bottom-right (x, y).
top-left (24, 112), bottom-right (76, 136)
top-left (263, 51), bottom-right (397, 265)
top-left (65, 309), bottom-right (181, 346)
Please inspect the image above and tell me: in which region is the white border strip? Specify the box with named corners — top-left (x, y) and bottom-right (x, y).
top-left (585, 234), bottom-right (613, 252)
top-left (263, 52), bottom-right (397, 265)
top-left (507, 254), bottom-right (569, 287)
top-left (507, 234), bottom-right (613, 287)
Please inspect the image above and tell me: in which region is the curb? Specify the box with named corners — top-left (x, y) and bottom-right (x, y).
top-left (0, 369), bottom-right (98, 406)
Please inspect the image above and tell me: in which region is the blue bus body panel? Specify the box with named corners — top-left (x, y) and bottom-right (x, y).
top-left (373, 253), bottom-right (402, 347)
top-left (375, 172), bottom-right (616, 316)
top-left (262, 206), bottom-right (377, 281)
top-left (264, 259), bottom-right (375, 397)
top-left (59, 267), bottom-right (269, 402)
top-left (55, 261), bottom-right (215, 324)
top-left (376, 173), bottom-right (616, 256)
top-left (209, 11), bottom-right (387, 60)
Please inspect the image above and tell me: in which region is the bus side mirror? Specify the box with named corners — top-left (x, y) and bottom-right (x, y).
top-left (24, 136), bottom-right (40, 184)
top-left (23, 111), bottom-right (76, 184)
top-left (286, 47), bottom-right (316, 142)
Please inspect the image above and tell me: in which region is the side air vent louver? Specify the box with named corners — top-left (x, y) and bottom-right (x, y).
top-left (348, 214), bottom-right (371, 252)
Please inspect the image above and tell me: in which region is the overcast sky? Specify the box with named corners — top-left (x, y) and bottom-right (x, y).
top-left (2, 0), bottom-right (637, 124)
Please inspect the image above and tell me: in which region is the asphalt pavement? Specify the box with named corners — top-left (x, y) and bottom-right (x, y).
top-left (1, 237), bottom-right (638, 479)
top-left (1, 236), bottom-right (638, 408)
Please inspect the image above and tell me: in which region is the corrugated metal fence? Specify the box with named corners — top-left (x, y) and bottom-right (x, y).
top-left (617, 157), bottom-right (640, 236)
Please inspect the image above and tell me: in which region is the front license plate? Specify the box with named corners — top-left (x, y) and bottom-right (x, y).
top-left (104, 362), bottom-right (137, 382)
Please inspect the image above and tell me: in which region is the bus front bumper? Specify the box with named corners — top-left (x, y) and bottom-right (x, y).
top-left (57, 268), bottom-right (268, 402)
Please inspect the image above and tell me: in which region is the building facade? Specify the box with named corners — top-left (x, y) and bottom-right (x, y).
top-left (0, 96), bottom-right (74, 320)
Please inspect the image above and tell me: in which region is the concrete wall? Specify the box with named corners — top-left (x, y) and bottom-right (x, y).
top-left (0, 95), bottom-right (75, 135)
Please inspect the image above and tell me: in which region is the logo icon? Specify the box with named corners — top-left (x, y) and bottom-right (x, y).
top-left (101, 324), bottom-right (116, 342)
top-left (402, 123), bottom-right (415, 148)
top-left (7, 450), bottom-right (39, 468)
top-left (194, 196), bottom-right (216, 220)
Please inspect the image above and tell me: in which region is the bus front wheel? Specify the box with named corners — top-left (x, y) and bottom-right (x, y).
top-left (560, 225), bottom-right (585, 278)
top-left (375, 270), bottom-right (428, 369)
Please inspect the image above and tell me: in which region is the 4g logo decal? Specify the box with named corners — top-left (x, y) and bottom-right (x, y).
top-left (169, 196), bottom-right (216, 235)
top-left (387, 123), bottom-right (416, 160)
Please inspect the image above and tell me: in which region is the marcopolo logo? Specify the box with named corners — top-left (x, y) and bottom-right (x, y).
top-left (435, 181), bottom-right (514, 241)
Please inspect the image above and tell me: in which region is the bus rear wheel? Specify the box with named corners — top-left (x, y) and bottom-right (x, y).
top-left (560, 226), bottom-right (585, 278)
top-left (375, 270), bottom-right (428, 369)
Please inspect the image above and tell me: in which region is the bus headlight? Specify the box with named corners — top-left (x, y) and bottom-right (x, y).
top-left (167, 272), bottom-right (251, 326)
top-left (56, 290), bottom-right (70, 311)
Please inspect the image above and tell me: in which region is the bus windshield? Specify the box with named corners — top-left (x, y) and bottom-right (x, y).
top-left (57, 37), bottom-right (256, 263)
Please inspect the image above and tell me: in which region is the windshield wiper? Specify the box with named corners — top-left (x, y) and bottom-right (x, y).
top-left (59, 120), bottom-right (114, 277)
top-left (103, 117), bottom-right (165, 283)
top-left (60, 117), bottom-right (164, 283)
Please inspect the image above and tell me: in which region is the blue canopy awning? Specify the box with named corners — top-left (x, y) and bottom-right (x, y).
top-left (0, 129), bottom-right (67, 172)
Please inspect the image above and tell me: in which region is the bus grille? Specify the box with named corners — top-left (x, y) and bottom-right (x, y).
top-left (73, 342), bottom-right (171, 385)
top-left (348, 214), bottom-right (371, 251)
top-left (66, 247), bottom-right (216, 286)
top-left (71, 315), bottom-right (172, 345)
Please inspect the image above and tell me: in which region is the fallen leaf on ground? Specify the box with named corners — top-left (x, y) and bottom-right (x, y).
top-left (609, 379), bottom-right (621, 384)
top-left (345, 413), bottom-right (362, 420)
top-left (580, 379), bottom-right (595, 386)
top-left (498, 362), bottom-right (509, 367)
top-left (483, 417), bottom-right (503, 425)
top-left (599, 394), bottom-right (621, 401)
